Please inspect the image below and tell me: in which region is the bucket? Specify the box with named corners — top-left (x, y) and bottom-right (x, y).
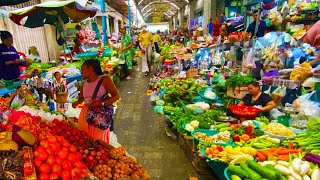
top-left (277, 115), bottom-right (290, 127)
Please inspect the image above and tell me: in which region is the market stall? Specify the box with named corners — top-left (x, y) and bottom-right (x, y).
top-left (147, 13), bottom-right (320, 178)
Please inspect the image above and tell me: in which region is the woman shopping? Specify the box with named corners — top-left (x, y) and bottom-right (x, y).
top-left (0, 31), bottom-right (26, 80)
top-left (119, 25), bottom-right (134, 79)
top-left (139, 25), bottom-right (153, 76)
top-left (72, 59), bottom-right (119, 143)
top-left (52, 72), bottom-right (68, 114)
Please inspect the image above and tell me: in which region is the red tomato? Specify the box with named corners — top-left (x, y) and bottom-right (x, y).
top-left (61, 170), bottom-right (71, 180)
top-left (52, 164), bottom-right (62, 174)
top-left (58, 150), bottom-right (68, 159)
top-left (46, 148), bottom-right (54, 156)
top-left (39, 151), bottom-right (48, 161)
top-left (39, 173), bottom-right (49, 180)
top-left (47, 136), bottom-right (57, 143)
top-left (61, 147), bottom-right (69, 152)
top-left (62, 141), bottom-right (70, 148)
top-left (73, 161), bottom-right (84, 170)
top-left (49, 173), bottom-right (59, 180)
top-left (55, 157), bottom-right (63, 165)
top-left (37, 146), bottom-right (46, 152)
top-left (67, 154), bottom-right (76, 163)
top-left (56, 136), bottom-right (62, 142)
top-left (24, 166), bottom-right (33, 176)
top-left (51, 142), bottom-right (61, 152)
top-left (34, 157), bottom-right (43, 167)
top-left (33, 150), bottom-right (40, 158)
top-left (40, 140), bottom-right (50, 148)
top-left (69, 145), bottom-right (77, 153)
top-left (46, 156), bottom-right (56, 166)
top-left (75, 152), bottom-right (82, 161)
top-left (62, 162), bottom-right (72, 171)
top-left (39, 163), bottom-right (51, 174)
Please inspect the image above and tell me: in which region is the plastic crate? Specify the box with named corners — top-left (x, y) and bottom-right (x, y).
top-left (272, 78), bottom-right (303, 88)
top-left (227, 86), bottom-right (249, 99)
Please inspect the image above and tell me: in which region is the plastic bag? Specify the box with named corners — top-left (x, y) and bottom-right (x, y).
top-left (154, 106), bottom-right (164, 114)
top-left (302, 77), bottom-right (320, 90)
top-left (242, 48), bottom-right (256, 74)
top-left (270, 108), bottom-right (285, 120)
top-left (150, 91), bottom-right (160, 102)
top-left (271, 86), bottom-right (286, 103)
top-left (264, 86), bottom-right (272, 95)
top-left (153, 52), bottom-right (160, 63)
top-left (295, 92), bottom-right (320, 117)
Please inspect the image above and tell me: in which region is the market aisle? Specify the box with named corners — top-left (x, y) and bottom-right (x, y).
top-left (113, 64), bottom-right (197, 179)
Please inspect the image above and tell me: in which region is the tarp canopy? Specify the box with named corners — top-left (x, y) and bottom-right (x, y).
top-left (9, 0), bottom-right (97, 28)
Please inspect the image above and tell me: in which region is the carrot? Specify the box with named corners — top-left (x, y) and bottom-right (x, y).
top-left (269, 148), bottom-right (276, 153)
top-left (258, 150), bottom-right (270, 157)
top-left (277, 149), bottom-right (300, 155)
top-left (256, 156), bottom-right (261, 162)
top-left (272, 147), bottom-right (285, 155)
top-left (278, 155), bottom-right (290, 161)
top-left (288, 141), bottom-right (295, 149)
top-left (256, 151), bottom-right (267, 161)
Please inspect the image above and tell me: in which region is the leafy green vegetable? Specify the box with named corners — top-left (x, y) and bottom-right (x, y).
top-left (197, 141), bottom-right (216, 150)
top-left (255, 116), bottom-right (270, 125)
top-left (252, 129), bottom-right (264, 136)
top-left (235, 126), bottom-right (246, 135)
top-left (225, 74), bottom-right (256, 89)
top-left (307, 117), bottom-right (320, 132)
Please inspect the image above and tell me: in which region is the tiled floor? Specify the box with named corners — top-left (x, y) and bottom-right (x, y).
top-left (113, 64), bottom-right (197, 179)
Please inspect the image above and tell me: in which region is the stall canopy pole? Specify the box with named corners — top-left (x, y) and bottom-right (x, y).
top-left (100, 0), bottom-right (107, 45)
top-left (128, 0), bottom-right (131, 36)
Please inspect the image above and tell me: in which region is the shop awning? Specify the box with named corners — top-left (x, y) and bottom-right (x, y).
top-left (0, 0), bottom-right (30, 6)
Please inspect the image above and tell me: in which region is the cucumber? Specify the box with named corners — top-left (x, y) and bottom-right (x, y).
top-left (228, 165), bottom-right (249, 179)
top-left (230, 175), bottom-right (242, 180)
top-left (214, 123), bottom-right (229, 129)
top-left (240, 163), bottom-right (262, 180)
top-left (264, 164), bottom-right (284, 179)
top-left (247, 161), bottom-right (277, 179)
top-left (219, 127), bottom-right (232, 132)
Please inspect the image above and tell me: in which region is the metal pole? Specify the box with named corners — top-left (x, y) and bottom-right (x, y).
top-left (100, 0), bottom-right (107, 45)
top-left (128, 0), bottom-right (131, 36)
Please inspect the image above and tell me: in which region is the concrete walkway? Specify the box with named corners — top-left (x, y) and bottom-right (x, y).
top-left (113, 65), bottom-right (197, 179)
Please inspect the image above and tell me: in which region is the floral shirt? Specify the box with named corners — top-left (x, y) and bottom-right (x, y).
top-left (52, 78), bottom-right (68, 94)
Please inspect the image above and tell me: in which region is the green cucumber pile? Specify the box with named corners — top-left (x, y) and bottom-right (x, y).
top-left (228, 161), bottom-right (285, 180)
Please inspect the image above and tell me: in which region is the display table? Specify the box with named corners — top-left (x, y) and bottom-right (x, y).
top-left (0, 87), bottom-right (16, 96)
top-left (0, 80), bottom-right (24, 96)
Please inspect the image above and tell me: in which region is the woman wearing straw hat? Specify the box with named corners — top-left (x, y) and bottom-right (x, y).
top-left (138, 24), bottom-right (153, 76)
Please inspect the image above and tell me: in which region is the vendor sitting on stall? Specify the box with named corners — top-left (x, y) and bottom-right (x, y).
top-left (238, 81), bottom-right (276, 117)
top-left (6, 84), bottom-right (29, 107)
top-left (71, 38), bottom-right (85, 55)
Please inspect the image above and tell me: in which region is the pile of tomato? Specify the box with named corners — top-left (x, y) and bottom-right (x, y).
top-left (33, 136), bottom-right (90, 180)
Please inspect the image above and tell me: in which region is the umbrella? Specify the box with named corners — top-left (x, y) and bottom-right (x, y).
top-left (9, 0), bottom-right (97, 28)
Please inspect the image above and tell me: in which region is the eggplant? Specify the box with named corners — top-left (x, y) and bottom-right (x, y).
top-left (305, 153), bottom-right (320, 166)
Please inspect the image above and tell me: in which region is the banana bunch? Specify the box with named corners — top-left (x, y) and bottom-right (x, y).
top-left (290, 62), bottom-right (312, 81)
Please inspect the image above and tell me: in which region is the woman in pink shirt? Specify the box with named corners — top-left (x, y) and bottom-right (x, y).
top-left (72, 59), bottom-right (119, 143)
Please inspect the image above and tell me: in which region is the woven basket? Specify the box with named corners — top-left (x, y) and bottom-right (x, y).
top-left (56, 93), bottom-right (68, 103)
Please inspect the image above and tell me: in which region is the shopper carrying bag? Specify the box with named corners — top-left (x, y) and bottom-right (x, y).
top-left (72, 59), bottom-right (120, 143)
